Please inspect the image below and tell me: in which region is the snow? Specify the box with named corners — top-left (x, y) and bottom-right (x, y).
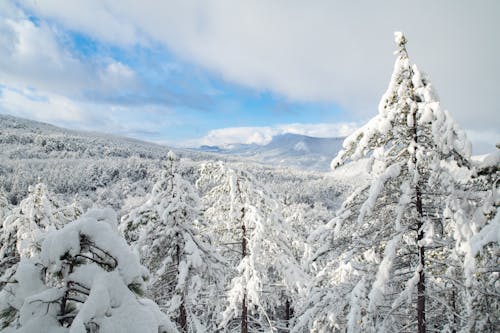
top-left (41, 209), bottom-right (148, 286)
top-left (347, 278), bottom-right (366, 333)
top-left (358, 162), bottom-right (402, 224)
top-left (470, 210), bottom-right (499, 256)
top-left (472, 150), bottom-right (500, 169)
top-left (329, 158), bottom-right (370, 188)
top-left (1, 33), bottom-right (498, 333)
top-left (294, 141), bottom-right (309, 152)
top-left (394, 31), bottom-right (406, 47)
top-left (0, 208), bottom-right (177, 333)
top-left (367, 233), bottom-right (402, 313)
top-left (70, 271), bottom-right (176, 333)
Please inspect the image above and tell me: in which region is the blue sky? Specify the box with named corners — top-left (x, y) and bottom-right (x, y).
top-left (0, 1), bottom-right (498, 152)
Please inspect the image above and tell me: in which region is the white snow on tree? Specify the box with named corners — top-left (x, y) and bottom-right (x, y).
top-left (282, 202), bottom-right (331, 270)
top-left (447, 150), bottom-right (499, 331)
top-left (0, 208), bottom-right (178, 333)
top-left (0, 187), bottom-right (9, 223)
top-left (120, 151), bottom-right (224, 333)
top-left (293, 32), bottom-right (478, 332)
top-left (1, 183), bottom-right (82, 290)
top-left (198, 161), bottom-right (307, 332)
top-left (0, 188), bottom-right (11, 268)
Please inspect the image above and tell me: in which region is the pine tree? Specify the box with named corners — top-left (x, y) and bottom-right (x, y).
top-left (0, 208), bottom-right (178, 332)
top-left (294, 32), bottom-right (473, 332)
top-left (198, 162), bottom-right (306, 332)
top-left (448, 151), bottom-right (499, 331)
top-left (121, 151), bottom-right (224, 333)
top-left (0, 182), bottom-right (81, 289)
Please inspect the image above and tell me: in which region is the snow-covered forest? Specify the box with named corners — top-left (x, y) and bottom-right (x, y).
top-left (0, 33), bottom-right (498, 333)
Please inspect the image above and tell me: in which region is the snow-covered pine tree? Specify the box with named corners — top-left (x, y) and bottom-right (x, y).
top-left (0, 208), bottom-right (177, 333)
top-left (448, 151), bottom-right (499, 331)
top-left (0, 182), bottom-right (81, 289)
top-left (120, 151), bottom-right (224, 333)
top-left (293, 32), bottom-right (473, 332)
top-left (198, 162), bottom-right (306, 332)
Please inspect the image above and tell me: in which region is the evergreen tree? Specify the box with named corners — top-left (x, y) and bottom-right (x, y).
top-left (198, 162), bottom-right (306, 332)
top-left (0, 183), bottom-right (81, 288)
top-left (448, 151), bottom-right (499, 331)
top-left (0, 208), bottom-right (178, 333)
top-left (293, 32), bottom-right (473, 332)
top-left (121, 151), bottom-right (224, 333)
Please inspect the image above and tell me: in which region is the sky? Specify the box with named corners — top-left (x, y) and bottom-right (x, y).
top-left (0, 0), bottom-right (498, 153)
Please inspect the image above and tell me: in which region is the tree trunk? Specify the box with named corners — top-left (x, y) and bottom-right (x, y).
top-left (176, 243), bottom-right (187, 332)
top-left (241, 207), bottom-right (248, 333)
top-left (451, 289), bottom-right (457, 333)
top-left (416, 197), bottom-right (425, 333)
top-left (59, 260), bottom-right (75, 325)
top-left (241, 294), bottom-right (248, 333)
top-left (285, 298), bottom-right (293, 329)
top-left (413, 101), bottom-right (426, 333)
top-left (178, 302), bottom-right (187, 332)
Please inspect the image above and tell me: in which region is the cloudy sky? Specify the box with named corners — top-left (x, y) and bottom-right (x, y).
top-left (0, 0), bottom-right (498, 153)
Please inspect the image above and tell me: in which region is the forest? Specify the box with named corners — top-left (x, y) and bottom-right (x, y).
top-left (0, 33), bottom-right (498, 333)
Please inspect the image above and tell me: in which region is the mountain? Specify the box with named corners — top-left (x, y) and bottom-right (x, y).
top-left (194, 133), bottom-right (344, 171)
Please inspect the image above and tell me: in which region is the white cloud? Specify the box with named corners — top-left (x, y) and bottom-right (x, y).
top-left (22, 0), bottom-right (140, 46)
top-left (0, 87), bottom-right (85, 124)
top-left (277, 123), bottom-right (358, 139)
top-left (0, 7), bottom-right (137, 98)
top-left (98, 61), bottom-right (137, 92)
top-left (0, 16), bottom-right (87, 93)
top-left (184, 122), bottom-right (359, 147)
top-left (0, 86), bottom-right (175, 140)
top-left (195, 127), bottom-right (277, 146)
top-left (20, 0), bottom-right (500, 135)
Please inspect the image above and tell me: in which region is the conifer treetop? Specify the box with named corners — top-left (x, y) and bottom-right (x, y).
top-left (331, 31), bottom-right (471, 170)
top-left (394, 32), bottom-right (407, 52)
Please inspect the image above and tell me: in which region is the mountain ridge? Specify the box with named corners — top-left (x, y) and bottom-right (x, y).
top-left (193, 132), bottom-right (345, 171)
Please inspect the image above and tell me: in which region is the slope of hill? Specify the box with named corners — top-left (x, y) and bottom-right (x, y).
top-left (0, 114), bottom-right (172, 160)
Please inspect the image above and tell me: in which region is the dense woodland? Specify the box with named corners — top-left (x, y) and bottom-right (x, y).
top-left (0, 34), bottom-right (498, 332)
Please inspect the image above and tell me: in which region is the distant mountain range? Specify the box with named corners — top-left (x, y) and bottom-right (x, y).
top-left (0, 114), bottom-right (344, 172)
top-left (193, 133), bottom-right (345, 171)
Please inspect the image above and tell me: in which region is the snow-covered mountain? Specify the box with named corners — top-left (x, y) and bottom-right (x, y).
top-left (194, 133), bottom-right (345, 171)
